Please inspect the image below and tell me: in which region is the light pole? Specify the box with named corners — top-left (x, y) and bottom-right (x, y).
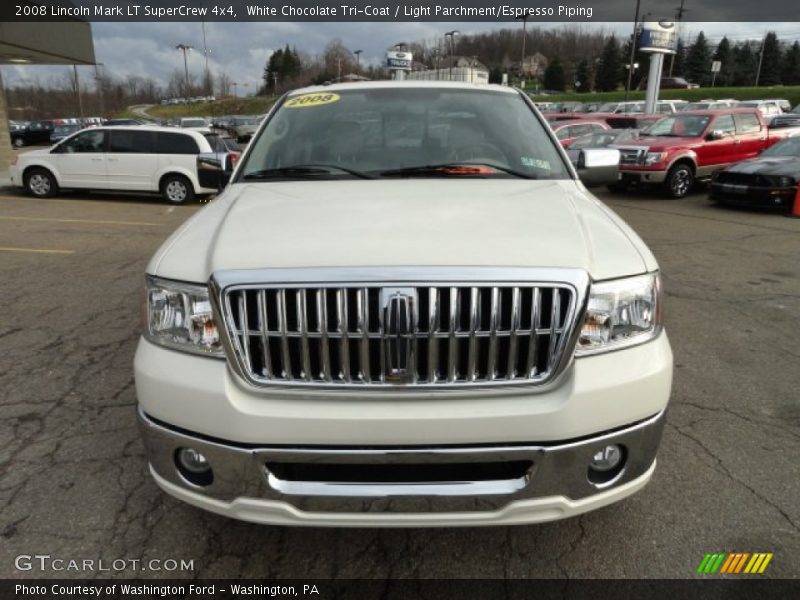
top-left (72, 65), bottom-right (84, 119)
top-left (201, 20), bottom-right (212, 95)
top-left (444, 31), bottom-right (459, 81)
top-left (516, 12), bottom-right (530, 86)
top-left (625, 0), bottom-right (642, 101)
top-left (232, 81), bottom-right (238, 97)
top-left (354, 49), bottom-right (363, 72)
top-left (176, 43), bottom-right (193, 98)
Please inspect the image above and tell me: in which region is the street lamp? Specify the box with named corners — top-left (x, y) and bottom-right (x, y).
top-left (516, 12), bottom-right (530, 85)
top-left (353, 49), bottom-right (363, 71)
top-left (176, 43), bottom-right (193, 99)
top-left (444, 30), bottom-right (459, 81)
top-left (94, 62), bottom-right (105, 116)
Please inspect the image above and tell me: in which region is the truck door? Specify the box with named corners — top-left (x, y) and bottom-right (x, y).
top-left (733, 112), bottom-right (766, 160)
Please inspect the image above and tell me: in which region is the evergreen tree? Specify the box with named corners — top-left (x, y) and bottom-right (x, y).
top-left (732, 42), bottom-right (758, 86)
top-left (685, 32), bottom-right (710, 85)
top-left (668, 39), bottom-right (686, 79)
top-left (574, 59), bottom-right (590, 92)
top-left (620, 36), bottom-right (647, 90)
top-left (758, 32), bottom-right (781, 86)
top-left (781, 41), bottom-right (800, 86)
top-left (712, 37), bottom-right (733, 87)
top-left (595, 35), bottom-right (621, 92)
top-left (543, 57), bottom-right (566, 91)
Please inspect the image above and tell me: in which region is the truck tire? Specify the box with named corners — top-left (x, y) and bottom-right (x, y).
top-left (161, 174), bottom-right (194, 204)
top-left (24, 167), bottom-right (59, 198)
top-left (664, 162), bottom-right (694, 198)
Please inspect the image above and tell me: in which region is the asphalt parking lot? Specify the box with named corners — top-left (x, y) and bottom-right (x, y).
top-left (0, 181), bottom-right (798, 579)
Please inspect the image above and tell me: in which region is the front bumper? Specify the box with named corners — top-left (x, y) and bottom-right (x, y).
top-left (710, 182), bottom-right (797, 210)
top-left (618, 168), bottom-right (668, 184)
top-left (138, 408), bottom-right (666, 526)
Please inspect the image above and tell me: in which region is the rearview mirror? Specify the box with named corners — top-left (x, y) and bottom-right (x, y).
top-left (576, 148), bottom-right (620, 187)
top-left (197, 152), bottom-right (233, 190)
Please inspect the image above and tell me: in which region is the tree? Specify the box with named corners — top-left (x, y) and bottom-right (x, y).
top-left (758, 32), bottom-right (781, 86)
top-left (595, 35), bottom-right (621, 92)
top-left (263, 45), bottom-right (303, 93)
top-left (732, 42), bottom-right (758, 86)
top-left (669, 38), bottom-right (686, 79)
top-left (781, 41), bottom-right (800, 86)
top-left (685, 32), bottom-right (710, 85)
top-left (543, 57), bottom-right (566, 91)
top-left (712, 37), bottom-right (733, 87)
top-left (216, 71), bottom-right (232, 97)
top-left (574, 59), bottom-right (590, 92)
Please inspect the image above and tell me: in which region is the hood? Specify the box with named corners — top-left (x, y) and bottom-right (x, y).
top-left (617, 135), bottom-right (701, 151)
top-left (150, 180), bottom-right (653, 283)
top-left (725, 156), bottom-right (800, 176)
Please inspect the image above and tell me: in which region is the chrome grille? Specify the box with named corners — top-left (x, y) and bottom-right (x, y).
top-left (217, 273), bottom-right (582, 389)
top-left (617, 147), bottom-right (645, 166)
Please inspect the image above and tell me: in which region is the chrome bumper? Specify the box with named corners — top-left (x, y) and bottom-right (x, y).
top-left (138, 407), bottom-right (665, 515)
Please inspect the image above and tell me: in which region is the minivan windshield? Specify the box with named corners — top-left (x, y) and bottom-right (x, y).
top-left (240, 87), bottom-right (570, 181)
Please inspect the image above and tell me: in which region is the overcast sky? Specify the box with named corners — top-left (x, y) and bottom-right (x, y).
top-left (3, 21), bottom-right (800, 90)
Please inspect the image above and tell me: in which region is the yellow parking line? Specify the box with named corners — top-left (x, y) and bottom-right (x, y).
top-left (0, 246), bottom-right (74, 255)
top-left (0, 216), bottom-right (160, 227)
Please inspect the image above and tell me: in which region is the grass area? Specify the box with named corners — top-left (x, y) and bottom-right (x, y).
top-left (135, 95), bottom-right (279, 120)
top-left (523, 85), bottom-right (800, 107)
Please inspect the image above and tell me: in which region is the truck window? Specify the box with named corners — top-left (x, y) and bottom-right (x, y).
top-left (734, 113), bottom-right (762, 134)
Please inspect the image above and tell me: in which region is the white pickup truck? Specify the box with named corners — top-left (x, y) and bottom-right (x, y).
top-left (135, 81), bottom-right (673, 527)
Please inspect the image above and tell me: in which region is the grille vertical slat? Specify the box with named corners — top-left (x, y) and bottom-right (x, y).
top-left (466, 287), bottom-right (479, 382)
top-left (224, 281), bottom-right (577, 389)
top-left (277, 290), bottom-right (292, 379)
top-left (257, 290), bottom-right (273, 378)
top-left (447, 286), bottom-right (459, 383)
top-left (486, 287), bottom-right (500, 380)
top-left (317, 289), bottom-right (332, 382)
top-left (507, 287), bottom-right (521, 379)
top-left (428, 288), bottom-right (439, 383)
top-left (526, 287), bottom-right (541, 377)
top-left (357, 288), bottom-right (370, 383)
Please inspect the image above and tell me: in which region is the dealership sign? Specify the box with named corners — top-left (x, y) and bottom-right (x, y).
top-left (639, 21), bottom-right (678, 54)
top-left (386, 51), bottom-right (413, 70)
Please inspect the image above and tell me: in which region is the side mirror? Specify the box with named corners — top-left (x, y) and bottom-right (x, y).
top-left (576, 148), bottom-right (620, 187)
top-left (706, 130), bottom-right (726, 141)
top-left (197, 152), bottom-right (233, 190)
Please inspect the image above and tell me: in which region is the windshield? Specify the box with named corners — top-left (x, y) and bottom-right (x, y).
top-left (240, 87), bottom-right (570, 180)
top-left (760, 137), bottom-right (800, 157)
top-left (642, 114), bottom-right (711, 137)
top-left (597, 103), bottom-right (619, 113)
top-left (181, 119), bottom-right (207, 128)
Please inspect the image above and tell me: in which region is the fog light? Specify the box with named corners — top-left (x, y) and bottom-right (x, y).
top-left (175, 447), bottom-right (213, 486)
top-left (591, 445), bottom-right (623, 472)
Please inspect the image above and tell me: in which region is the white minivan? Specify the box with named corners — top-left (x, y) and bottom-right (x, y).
top-left (9, 125), bottom-right (219, 203)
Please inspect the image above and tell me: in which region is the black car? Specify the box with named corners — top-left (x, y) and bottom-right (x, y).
top-left (50, 124), bottom-right (83, 144)
top-left (10, 120), bottom-right (54, 147)
top-left (104, 118), bottom-right (146, 126)
top-left (710, 137), bottom-right (800, 211)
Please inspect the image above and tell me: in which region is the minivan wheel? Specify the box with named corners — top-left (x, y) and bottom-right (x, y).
top-left (24, 168), bottom-right (58, 198)
top-left (161, 175), bottom-right (194, 204)
top-left (664, 163), bottom-right (694, 198)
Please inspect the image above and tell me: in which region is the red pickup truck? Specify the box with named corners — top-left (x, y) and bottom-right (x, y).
top-left (611, 108), bottom-right (800, 198)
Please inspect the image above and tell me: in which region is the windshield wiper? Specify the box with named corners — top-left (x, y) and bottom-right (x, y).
top-left (243, 164), bottom-right (374, 180)
top-left (379, 163), bottom-right (538, 179)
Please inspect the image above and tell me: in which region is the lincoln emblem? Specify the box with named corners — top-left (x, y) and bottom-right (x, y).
top-left (381, 288), bottom-right (417, 383)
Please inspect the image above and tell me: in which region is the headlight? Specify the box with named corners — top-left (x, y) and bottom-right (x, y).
top-left (644, 152), bottom-right (666, 166)
top-left (575, 273), bottom-right (662, 356)
top-left (144, 276), bottom-right (224, 357)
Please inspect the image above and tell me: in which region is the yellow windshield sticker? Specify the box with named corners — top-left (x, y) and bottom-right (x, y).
top-left (285, 93), bottom-right (340, 108)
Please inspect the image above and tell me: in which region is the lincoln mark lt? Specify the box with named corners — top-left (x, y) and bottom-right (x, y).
top-left (135, 82), bottom-right (673, 526)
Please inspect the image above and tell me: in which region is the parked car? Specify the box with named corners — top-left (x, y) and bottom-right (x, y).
top-left (224, 115), bottom-right (260, 142)
top-left (612, 108), bottom-right (800, 197)
top-left (104, 118), bottom-right (146, 126)
top-left (792, 103), bottom-right (800, 114)
top-left (134, 81), bottom-right (670, 527)
top-left (9, 126), bottom-right (218, 203)
top-left (768, 113), bottom-right (800, 129)
top-left (179, 117), bottom-right (211, 133)
top-left (659, 77), bottom-right (699, 89)
top-left (762, 98), bottom-right (792, 113)
top-left (550, 119), bottom-right (610, 148)
top-left (50, 124), bottom-right (83, 144)
top-left (680, 100), bottom-right (738, 111)
top-left (203, 133), bottom-right (242, 166)
top-left (738, 100), bottom-right (784, 118)
top-left (565, 128), bottom-right (641, 165)
top-left (710, 136), bottom-right (800, 211)
top-left (10, 120), bottom-right (54, 147)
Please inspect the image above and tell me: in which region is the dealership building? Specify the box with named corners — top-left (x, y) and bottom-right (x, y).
top-left (0, 21), bottom-right (95, 171)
